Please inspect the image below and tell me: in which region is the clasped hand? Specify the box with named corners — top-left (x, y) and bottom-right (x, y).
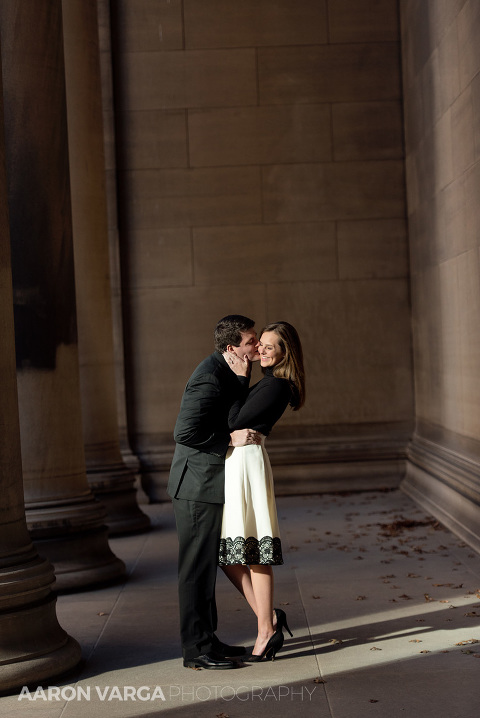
top-left (230, 428), bottom-right (262, 447)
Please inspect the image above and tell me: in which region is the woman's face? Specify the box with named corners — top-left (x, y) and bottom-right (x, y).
top-left (257, 331), bottom-right (284, 369)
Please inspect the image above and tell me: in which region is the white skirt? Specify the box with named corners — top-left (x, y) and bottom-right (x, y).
top-left (218, 437), bottom-right (283, 566)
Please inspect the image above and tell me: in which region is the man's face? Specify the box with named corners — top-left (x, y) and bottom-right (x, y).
top-left (232, 329), bottom-right (260, 362)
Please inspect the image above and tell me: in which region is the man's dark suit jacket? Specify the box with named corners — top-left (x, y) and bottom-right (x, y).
top-left (167, 351), bottom-right (248, 504)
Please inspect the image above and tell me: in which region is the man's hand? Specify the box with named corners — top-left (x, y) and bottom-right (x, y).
top-left (230, 429), bottom-right (262, 447)
top-left (223, 350), bottom-right (251, 378)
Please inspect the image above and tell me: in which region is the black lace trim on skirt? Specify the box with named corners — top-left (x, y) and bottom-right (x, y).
top-left (219, 536), bottom-right (283, 566)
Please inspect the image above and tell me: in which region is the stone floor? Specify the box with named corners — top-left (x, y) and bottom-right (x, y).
top-left (2, 488), bottom-right (480, 718)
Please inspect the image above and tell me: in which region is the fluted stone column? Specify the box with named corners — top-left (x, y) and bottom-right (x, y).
top-left (97, 0), bottom-right (143, 480)
top-left (0, 61), bottom-right (81, 689)
top-left (0, 0), bottom-right (125, 590)
top-left (61, 0), bottom-right (150, 535)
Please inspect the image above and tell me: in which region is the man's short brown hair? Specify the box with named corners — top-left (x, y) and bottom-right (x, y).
top-left (214, 315), bottom-right (255, 353)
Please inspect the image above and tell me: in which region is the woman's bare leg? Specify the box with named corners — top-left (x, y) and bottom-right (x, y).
top-left (221, 565), bottom-right (257, 615)
top-left (222, 564), bottom-right (278, 629)
top-left (250, 564), bottom-right (275, 655)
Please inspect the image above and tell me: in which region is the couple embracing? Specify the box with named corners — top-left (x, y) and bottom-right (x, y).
top-left (167, 315), bottom-right (305, 669)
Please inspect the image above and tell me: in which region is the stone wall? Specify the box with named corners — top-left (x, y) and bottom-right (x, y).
top-left (400, 0), bottom-right (480, 551)
top-left (111, 0), bottom-right (414, 498)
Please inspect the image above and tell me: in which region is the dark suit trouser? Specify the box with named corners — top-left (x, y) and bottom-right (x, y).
top-left (172, 497), bottom-right (223, 660)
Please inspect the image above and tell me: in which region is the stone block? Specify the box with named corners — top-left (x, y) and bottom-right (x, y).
top-left (121, 49), bottom-right (257, 111)
top-left (405, 0), bottom-right (434, 74)
top-left (463, 163), bottom-right (480, 255)
top-left (188, 104), bottom-right (332, 166)
top-left (437, 21), bottom-right (462, 117)
top-left (435, 177), bottom-right (466, 264)
top-left (458, 0), bottom-right (480, 91)
top-left (338, 219), bottom-right (408, 279)
top-left (402, 74), bottom-right (425, 151)
top-left (328, 0), bottom-right (399, 43)
top-left (120, 166), bottom-right (262, 229)
top-left (458, 248), bottom-right (480, 438)
top-left (124, 228), bottom-right (193, 288)
top-left (266, 279), bottom-right (413, 425)
top-left (193, 222), bottom-right (337, 285)
top-left (422, 22), bottom-right (461, 131)
top-left (409, 267), bottom-right (443, 423)
top-left (451, 86), bottom-right (475, 179)
top-left (427, 0), bottom-right (468, 50)
top-left (258, 43), bottom-right (401, 104)
top-left (113, 0), bottom-right (183, 53)
top-left (404, 153), bottom-right (420, 217)
top-left (432, 109), bottom-right (454, 194)
top-left (183, 0), bottom-right (328, 48)
top-left (332, 101), bottom-right (404, 161)
top-left (119, 110), bottom-right (188, 170)
top-left (126, 286), bottom-right (267, 434)
top-left (438, 258), bottom-right (463, 432)
top-left (263, 161), bottom-right (405, 223)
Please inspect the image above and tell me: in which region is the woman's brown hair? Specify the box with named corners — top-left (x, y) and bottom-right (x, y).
top-left (260, 321), bottom-right (305, 410)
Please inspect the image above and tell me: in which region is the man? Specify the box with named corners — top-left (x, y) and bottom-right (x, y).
top-left (167, 315), bottom-right (261, 669)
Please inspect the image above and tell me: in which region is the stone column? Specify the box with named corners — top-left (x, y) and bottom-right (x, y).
top-left (97, 0), bottom-right (143, 480)
top-left (0, 0), bottom-right (125, 590)
top-left (0, 59), bottom-right (81, 689)
top-left (61, 0), bottom-right (149, 535)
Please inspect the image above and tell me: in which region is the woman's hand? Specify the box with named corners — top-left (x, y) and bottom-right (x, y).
top-left (223, 350), bottom-right (251, 377)
top-left (230, 429), bottom-right (262, 446)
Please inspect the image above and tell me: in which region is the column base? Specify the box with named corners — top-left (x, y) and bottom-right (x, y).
top-left (86, 463), bottom-right (151, 536)
top-left (0, 594), bottom-right (81, 693)
top-left (32, 526), bottom-right (126, 592)
top-left (26, 495), bottom-right (126, 591)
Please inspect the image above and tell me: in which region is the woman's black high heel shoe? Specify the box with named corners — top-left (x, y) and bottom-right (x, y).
top-left (244, 629), bottom-right (284, 662)
top-left (274, 608), bottom-right (293, 637)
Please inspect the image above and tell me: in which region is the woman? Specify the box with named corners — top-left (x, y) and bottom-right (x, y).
top-left (220, 321), bottom-right (305, 662)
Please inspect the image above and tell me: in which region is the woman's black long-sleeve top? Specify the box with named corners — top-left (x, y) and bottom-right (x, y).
top-left (228, 367), bottom-right (292, 436)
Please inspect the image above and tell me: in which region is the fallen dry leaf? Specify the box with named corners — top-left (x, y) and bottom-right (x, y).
top-left (370, 646), bottom-right (382, 651)
top-left (313, 678), bottom-right (326, 684)
top-left (454, 639), bottom-right (479, 645)
top-left (419, 650), bottom-right (431, 654)
top-left (356, 596), bottom-right (367, 601)
top-left (409, 639), bottom-right (422, 643)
